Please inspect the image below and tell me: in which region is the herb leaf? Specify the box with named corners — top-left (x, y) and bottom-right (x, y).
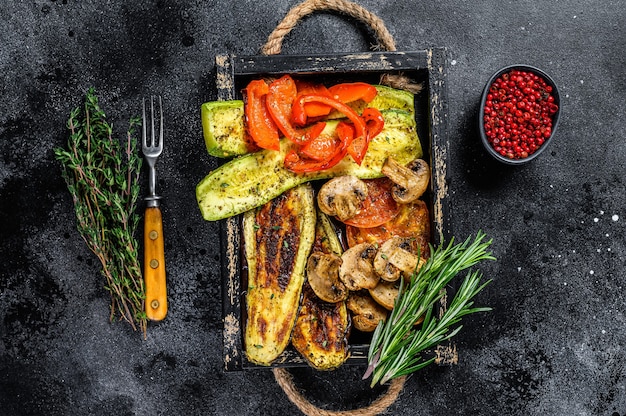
top-left (54, 88), bottom-right (147, 336)
top-left (364, 231), bottom-right (495, 386)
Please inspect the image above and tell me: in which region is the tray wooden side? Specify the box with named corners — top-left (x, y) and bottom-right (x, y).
top-left (219, 49), bottom-right (452, 371)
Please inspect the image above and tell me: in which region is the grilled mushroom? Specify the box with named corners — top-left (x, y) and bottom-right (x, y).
top-left (306, 252), bottom-right (348, 303)
top-left (374, 236), bottom-right (426, 281)
top-left (382, 157), bottom-right (430, 204)
top-left (369, 280), bottom-right (400, 310)
top-left (346, 291), bottom-right (388, 332)
top-left (317, 175), bottom-right (368, 222)
top-left (339, 242), bottom-right (379, 291)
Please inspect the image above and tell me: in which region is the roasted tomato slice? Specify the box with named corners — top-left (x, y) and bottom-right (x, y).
top-left (341, 177), bottom-right (400, 228)
top-left (346, 199), bottom-right (431, 257)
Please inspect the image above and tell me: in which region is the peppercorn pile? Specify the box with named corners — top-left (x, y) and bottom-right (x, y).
top-left (482, 69), bottom-right (559, 160)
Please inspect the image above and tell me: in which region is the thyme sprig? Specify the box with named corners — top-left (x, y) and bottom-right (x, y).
top-left (364, 231), bottom-right (496, 387)
top-left (54, 88), bottom-right (147, 336)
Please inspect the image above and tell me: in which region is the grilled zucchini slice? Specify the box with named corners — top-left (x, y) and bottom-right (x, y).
top-left (243, 183), bottom-right (316, 366)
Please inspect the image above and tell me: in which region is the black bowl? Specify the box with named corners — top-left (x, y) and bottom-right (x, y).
top-left (479, 64), bottom-right (561, 165)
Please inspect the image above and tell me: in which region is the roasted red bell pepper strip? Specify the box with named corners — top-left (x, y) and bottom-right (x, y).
top-left (328, 82), bottom-right (378, 104)
top-left (299, 125), bottom-right (341, 161)
top-left (284, 121), bottom-right (354, 173)
top-left (266, 75), bottom-right (308, 144)
top-left (284, 150), bottom-right (334, 173)
top-left (292, 94), bottom-right (375, 164)
top-left (243, 79), bottom-right (280, 151)
top-left (294, 81), bottom-right (333, 120)
top-left (362, 107), bottom-right (385, 138)
top-left (347, 107), bottom-right (385, 161)
top-left (292, 94), bottom-right (366, 137)
top-left (266, 75), bottom-right (325, 144)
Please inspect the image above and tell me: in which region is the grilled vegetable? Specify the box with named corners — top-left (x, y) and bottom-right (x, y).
top-left (306, 252), bottom-right (347, 303)
top-left (369, 280), bottom-right (400, 311)
top-left (347, 291), bottom-right (388, 333)
top-left (292, 210), bottom-right (350, 370)
top-left (316, 175), bottom-right (368, 222)
top-left (243, 183), bottom-right (316, 366)
top-left (345, 199), bottom-right (431, 257)
top-left (382, 157), bottom-right (430, 204)
top-left (201, 100), bottom-right (255, 157)
top-left (201, 85), bottom-right (415, 159)
top-left (292, 283), bottom-right (350, 370)
top-left (373, 236), bottom-right (426, 282)
top-left (339, 242), bottom-right (379, 291)
top-left (196, 109), bottom-right (421, 221)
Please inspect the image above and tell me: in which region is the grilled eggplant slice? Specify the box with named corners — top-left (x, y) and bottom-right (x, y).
top-left (243, 183), bottom-right (316, 366)
top-left (291, 210), bottom-right (350, 370)
top-left (291, 284), bottom-right (350, 370)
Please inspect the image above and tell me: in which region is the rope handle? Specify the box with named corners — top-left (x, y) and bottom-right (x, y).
top-left (261, 0), bottom-right (396, 55)
top-left (274, 368), bottom-right (406, 416)
top-left (260, 2), bottom-right (415, 414)
top-left (261, 0), bottom-right (422, 93)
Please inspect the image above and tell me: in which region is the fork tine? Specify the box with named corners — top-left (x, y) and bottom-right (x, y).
top-left (158, 95), bottom-right (163, 150)
top-left (142, 97), bottom-right (147, 150)
top-left (150, 95), bottom-right (156, 148)
top-left (141, 95), bottom-right (163, 154)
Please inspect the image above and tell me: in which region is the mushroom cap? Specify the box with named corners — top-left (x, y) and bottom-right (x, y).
top-left (346, 291), bottom-right (388, 332)
top-left (369, 280), bottom-right (400, 310)
top-left (374, 236), bottom-right (421, 281)
top-left (382, 157), bottom-right (430, 204)
top-left (306, 252), bottom-right (348, 303)
top-left (317, 175), bottom-right (368, 222)
top-left (339, 242), bottom-right (379, 291)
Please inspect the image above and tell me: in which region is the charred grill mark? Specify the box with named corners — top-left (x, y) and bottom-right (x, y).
top-left (257, 317), bottom-right (268, 342)
top-left (278, 228), bottom-right (299, 291)
top-left (253, 189), bottom-right (302, 292)
top-left (294, 284), bottom-right (348, 352)
top-left (276, 310), bottom-right (293, 344)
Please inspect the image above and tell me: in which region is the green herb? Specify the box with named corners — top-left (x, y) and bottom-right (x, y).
top-left (54, 88), bottom-right (147, 336)
top-left (364, 231), bottom-right (495, 387)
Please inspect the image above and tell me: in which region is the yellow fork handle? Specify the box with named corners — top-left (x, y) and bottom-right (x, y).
top-left (144, 206), bottom-right (167, 321)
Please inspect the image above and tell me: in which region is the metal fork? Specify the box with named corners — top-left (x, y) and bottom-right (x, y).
top-left (142, 95), bottom-right (167, 321)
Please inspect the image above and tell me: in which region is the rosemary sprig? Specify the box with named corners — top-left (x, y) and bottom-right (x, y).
top-left (364, 231), bottom-right (496, 387)
top-left (54, 88), bottom-right (147, 336)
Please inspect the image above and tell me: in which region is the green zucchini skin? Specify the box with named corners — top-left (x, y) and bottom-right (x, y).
top-left (196, 110), bottom-right (422, 221)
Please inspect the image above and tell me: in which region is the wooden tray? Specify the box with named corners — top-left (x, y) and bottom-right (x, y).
top-left (217, 49), bottom-right (452, 371)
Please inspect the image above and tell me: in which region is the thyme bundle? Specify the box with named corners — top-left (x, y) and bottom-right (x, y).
top-left (55, 88), bottom-right (147, 336)
top-left (364, 231), bottom-right (495, 387)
